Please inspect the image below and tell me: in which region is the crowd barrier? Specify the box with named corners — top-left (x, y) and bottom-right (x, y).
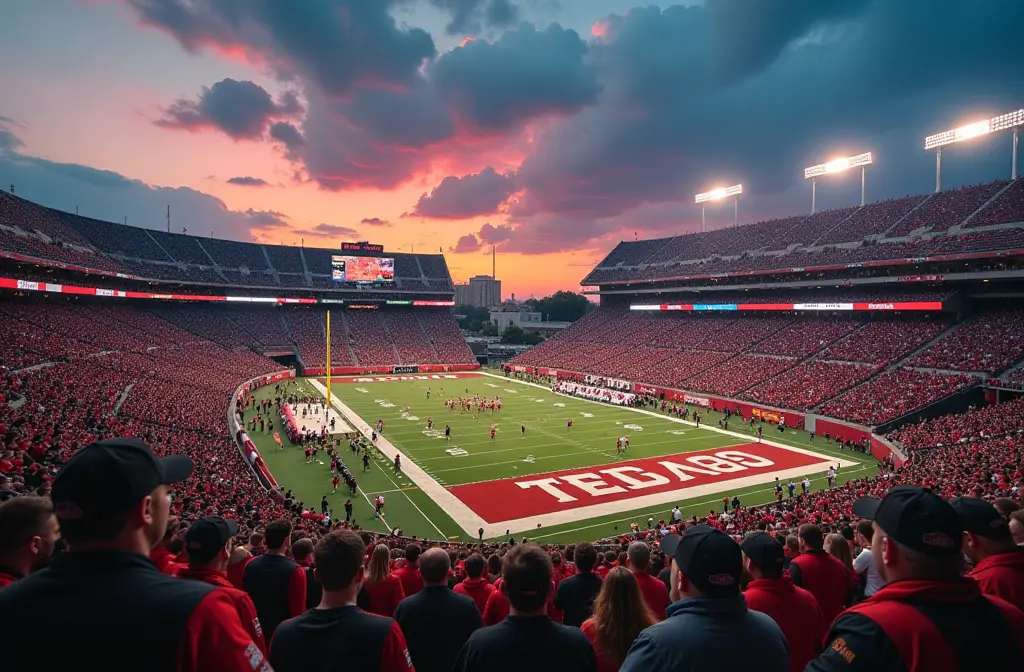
top-left (228, 369), bottom-right (295, 491)
top-left (302, 362), bottom-right (480, 376)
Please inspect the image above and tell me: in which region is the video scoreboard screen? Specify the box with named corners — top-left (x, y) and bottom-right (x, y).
top-left (331, 255), bottom-right (395, 284)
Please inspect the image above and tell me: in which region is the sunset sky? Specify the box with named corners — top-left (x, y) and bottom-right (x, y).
top-left (1, 0), bottom-right (1022, 297)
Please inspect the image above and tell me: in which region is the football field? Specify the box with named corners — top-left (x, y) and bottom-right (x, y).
top-left (250, 371), bottom-right (874, 543)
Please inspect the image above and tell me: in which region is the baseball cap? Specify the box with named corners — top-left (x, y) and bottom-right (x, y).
top-left (852, 485), bottom-right (961, 557)
top-left (740, 532), bottom-right (785, 572)
top-left (949, 497), bottom-right (1011, 540)
top-left (660, 524), bottom-right (742, 597)
top-left (51, 438), bottom-right (193, 522)
top-left (185, 516), bottom-right (240, 563)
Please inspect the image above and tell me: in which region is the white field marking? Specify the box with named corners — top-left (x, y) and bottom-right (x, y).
top-left (528, 463), bottom-right (875, 541)
top-left (367, 486), bottom-right (420, 495)
top-left (416, 433), bottom-right (722, 464)
top-left (313, 379), bottom-right (453, 538)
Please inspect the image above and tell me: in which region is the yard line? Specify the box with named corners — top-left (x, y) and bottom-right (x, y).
top-left (528, 463), bottom-right (874, 541)
top-left (414, 433), bottom-right (729, 462)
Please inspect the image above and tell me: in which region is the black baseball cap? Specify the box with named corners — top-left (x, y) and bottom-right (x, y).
top-left (949, 497), bottom-right (1011, 540)
top-left (740, 532), bottom-right (785, 572)
top-left (660, 524), bottom-right (742, 597)
top-left (852, 485), bottom-right (960, 557)
top-left (185, 516), bottom-right (240, 563)
top-left (51, 438), bottom-right (193, 522)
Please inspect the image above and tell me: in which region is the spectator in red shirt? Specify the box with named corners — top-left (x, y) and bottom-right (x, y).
top-left (151, 517), bottom-right (185, 575)
top-left (269, 530), bottom-right (413, 672)
top-left (393, 543), bottom-right (425, 597)
top-left (0, 496), bottom-right (59, 588)
top-left (243, 518), bottom-right (307, 640)
top-left (741, 532), bottom-right (825, 672)
top-left (581, 567), bottom-right (657, 672)
top-left (624, 541), bottom-right (669, 620)
top-left (177, 516), bottom-right (266, 654)
top-left (789, 524), bottom-right (851, 624)
top-left (454, 552), bottom-right (495, 613)
top-left (364, 543), bottom-right (405, 616)
top-left (951, 497), bottom-right (1024, 611)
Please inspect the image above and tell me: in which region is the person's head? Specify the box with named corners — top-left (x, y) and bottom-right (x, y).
top-left (950, 497), bottom-right (1018, 563)
top-left (855, 519), bottom-right (874, 547)
top-left (660, 525), bottom-right (742, 602)
top-left (740, 532), bottom-right (785, 581)
top-left (419, 547), bottom-right (451, 586)
top-left (785, 534), bottom-right (800, 557)
top-left (1010, 510), bottom-right (1024, 546)
top-left (992, 497), bottom-right (1019, 520)
top-left (574, 541), bottom-right (598, 573)
top-left (853, 485), bottom-right (963, 584)
top-left (366, 543), bottom-right (392, 585)
top-left (797, 524), bottom-right (824, 552)
top-left (465, 552), bottom-right (485, 579)
top-left (50, 438), bottom-right (192, 554)
top-left (626, 541), bottom-right (650, 572)
top-left (184, 516), bottom-right (238, 571)
top-left (248, 532), bottom-right (265, 554)
top-left (825, 533), bottom-right (854, 571)
top-left (487, 553), bottom-right (502, 576)
top-left (292, 537), bottom-right (315, 566)
top-left (405, 543), bottom-right (422, 565)
top-left (589, 568), bottom-right (657, 667)
top-left (0, 496), bottom-right (60, 575)
top-left (313, 530), bottom-right (367, 600)
top-left (263, 519), bottom-right (293, 553)
top-left (501, 544), bottom-right (552, 615)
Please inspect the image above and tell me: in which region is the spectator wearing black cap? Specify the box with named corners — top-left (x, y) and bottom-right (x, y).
top-left (950, 497), bottom-right (1024, 611)
top-left (0, 495), bottom-right (59, 588)
top-left (620, 525), bottom-right (788, 672)
top-left (0, 438), bottom-right (269, 671)
top-left (269, 530), bottom-right (413, 672)
top-left (789, 523), bottom-right (852, 624)
top-left (555, 540), bottom-right (603, 627)
top-left (454, 544), bottom-right (597, 672)
top-left (807, 485), bottom-right (1024, 672)
top-left (395, 548), bottom-right (482, 672)
top-left (741, 532), bottom-right (825, 672)
top-left (243, 517), bottom-right (307, 640)
top-left (625, 541), bottom-right (670, 620)
top-left (177, 516), bottom-right (266, 654)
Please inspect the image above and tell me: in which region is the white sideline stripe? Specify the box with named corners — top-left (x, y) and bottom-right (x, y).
top-left (310, 379), bottom-right (460, 539)
top-left (313, 374), bottom-right (860, 538)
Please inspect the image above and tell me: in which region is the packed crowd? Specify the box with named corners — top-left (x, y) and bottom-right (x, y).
top-left (817, 368), bottom-right (977, 427)
top-left (888, 396), bottom-right (1024, 452)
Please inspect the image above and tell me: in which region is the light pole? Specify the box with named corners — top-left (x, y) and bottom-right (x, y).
top-left (925, 108), bottom-right (1024, 192)
top-left (695, 184), bottom-right (743, 232)
top-left (804, 152), bottom-right (873, 214)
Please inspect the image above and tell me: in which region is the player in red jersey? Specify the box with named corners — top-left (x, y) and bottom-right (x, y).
top-left (490, 425), bottom-right (496, 441)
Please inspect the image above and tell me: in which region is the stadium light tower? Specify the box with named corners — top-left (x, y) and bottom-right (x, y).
top-left (695, 184), bottom-right (743, 232)
top-left (925, 108), bottom-right (1024, 192)
top-left (803, 152), bottom-right (873, 214)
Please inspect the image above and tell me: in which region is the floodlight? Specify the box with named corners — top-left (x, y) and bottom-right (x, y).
top-left (803, 152), bottom-right (873, 212)
top-left (925, 108), bottom-right (1023, 189)
top-left (694, 184), bottom-right (743, 231)
top-left (695, 184), bottom-right (743, 203)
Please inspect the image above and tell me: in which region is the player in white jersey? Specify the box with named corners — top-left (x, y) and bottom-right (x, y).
top-left (616, 436), bottom-right (630, 455)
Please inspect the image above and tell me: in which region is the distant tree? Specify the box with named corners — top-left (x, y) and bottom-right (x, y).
top-left (501, 324), bottom-right (526, 344)
top-left (481, 322), bottom-right (499, 337)
top-left (532, 291), bottom-right (594, 322)
top-left (523, 330), bottom-right (544, 346)
top-left (456, 305), bottom-right (490, 330)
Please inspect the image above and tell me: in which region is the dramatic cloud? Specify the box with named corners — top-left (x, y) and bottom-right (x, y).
top-left (429, 0), bottom-right (520, 36)
top-left (411, 167), bottom-right (516, 219)
top-left (293, 223), bottom-right (359, 237)
top-left (226, 176), bottom-right (270, 187)
top-left (361, 217), bottom-right (392, 227)
top-left (157, 78), bottom-right (301, 140)
top-left (0, 116), bottom-right (22, 153)
top-left (449, 233), bottom-right (482, 253)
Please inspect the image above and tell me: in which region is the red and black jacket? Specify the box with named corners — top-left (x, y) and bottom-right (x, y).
top-left (806, 578), bottom-right (1024, 672)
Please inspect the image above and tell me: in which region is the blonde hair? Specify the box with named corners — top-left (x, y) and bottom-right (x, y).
top-left (366, 543), bottom-right (392, 586)
top-left (825, 533), bottom-right (854, 572)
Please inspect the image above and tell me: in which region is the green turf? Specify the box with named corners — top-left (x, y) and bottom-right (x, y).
top-left (246, 373), bottom-right (877, 544)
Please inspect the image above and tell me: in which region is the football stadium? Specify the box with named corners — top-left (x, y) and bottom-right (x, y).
top-left (2, 2), bottom-right (1024, 671)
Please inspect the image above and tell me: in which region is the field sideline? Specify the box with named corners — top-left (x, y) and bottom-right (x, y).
top-left (248, 371), bottom-right (875, 543)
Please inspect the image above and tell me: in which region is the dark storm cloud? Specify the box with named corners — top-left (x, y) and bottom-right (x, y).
top-left (227, 176), bottom-right (270, 187)
top-left (156, 78), bottom-right (301, 140)
top-left (429, 0), bottom-right (520, 35)
top-left (431, 23), bottom-right (601, 131)
top-left (127, 0), bottom-right (436, 96)
top-left (412, 167), bottom-right (516, 219)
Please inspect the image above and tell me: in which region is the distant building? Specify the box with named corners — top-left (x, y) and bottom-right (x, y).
top-left (489, 305), bottom-right (571, 335)
top-left (455, 275), bottom-right (501, 307)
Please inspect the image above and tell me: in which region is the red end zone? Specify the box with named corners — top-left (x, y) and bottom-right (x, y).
top-left (321, 373), bottom-right (481, 384)
top-left (448, 443), bottom-right (825, 523)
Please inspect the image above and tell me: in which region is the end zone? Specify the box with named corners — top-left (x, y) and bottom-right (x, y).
top-left (320, 372), bottom-right (481, 385)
